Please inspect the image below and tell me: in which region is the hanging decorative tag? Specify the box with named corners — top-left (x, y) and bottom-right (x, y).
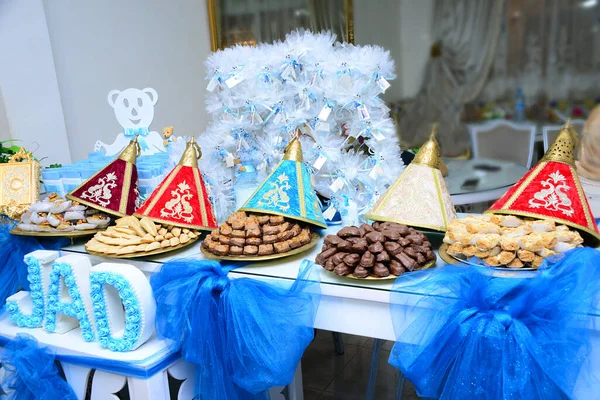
top-left (240, 137), bottom-right (250, 150)
top-left (357, 104), bottom-right (371, 121)
top-left (316, 121), bottom-right (330, 132)
top-left (313, 155), bottom-right (327, 171)
top-left (251, 110), bottom-right (263, 126)
top-left (330, 177), bottom-right (345, 193)
top-left (225, 68), bottom-right (247, 88)
top-left (281, 64), bottom-right (296, 80)
top-left (369, 164), bottom-right (383, 180)
top-left (377, 77), bottom-right (391, 93)
top-left (225, 153), bottom-right (235, 168)
top-left (323, 205), bottom-right (337, 220)
top-left (318, 104), bottom-right (332, 121)
top-left (371, 129), bottom-right (385, 141)
top-left (207, 76), bottom-right (220, 92)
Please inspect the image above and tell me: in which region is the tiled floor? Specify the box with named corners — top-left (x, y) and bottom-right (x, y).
top-left (301, 330), bottom-right (419, 400)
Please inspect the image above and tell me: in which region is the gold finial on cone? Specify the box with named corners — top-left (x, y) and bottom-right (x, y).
top-left (413, 124), bottom-right (441, 169)
top-left (179, 137), bottom-right (202, 168)
top-left (283, 136), bottom-right (304, 162)
top-left (118, 135), bottom-right (141, 164)
top-left (541, 121), bottom-right (576, 165)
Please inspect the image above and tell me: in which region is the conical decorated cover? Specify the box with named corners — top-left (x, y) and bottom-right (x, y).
top-left (67, 137), bottom-right (140, 217)
top-left (239, 137), bottom-right (327, 228)
top-left (487, 121), bottom-right (600, 244)
top-left (134, 138), bottom-right (217, 230)
top-left (365, 128), bottom-right (457, 231)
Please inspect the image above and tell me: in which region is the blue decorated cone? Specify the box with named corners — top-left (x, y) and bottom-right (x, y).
top-left (239, 137), bottom-right (327, 228)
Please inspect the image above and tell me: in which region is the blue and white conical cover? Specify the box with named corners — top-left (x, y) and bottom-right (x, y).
top-left (240, 138), bottom-right (327, 228)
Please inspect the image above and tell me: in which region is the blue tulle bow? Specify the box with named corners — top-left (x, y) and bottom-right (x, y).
top-left (388, 248), bottom-right (600, 400)
top-left (0, 221), bottom-right (68, 307)
top-left (150, 259), bottom-right (320, 400)
top-left (0, 334), bottom-right (77, 400)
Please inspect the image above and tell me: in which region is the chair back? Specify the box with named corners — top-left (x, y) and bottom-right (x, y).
top-left (468, 120), bottom-right (536, 168)
top-left (542, 119), bottom-right (585, 152)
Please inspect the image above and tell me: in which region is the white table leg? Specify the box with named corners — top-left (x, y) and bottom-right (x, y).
top-left (167, 360), bottom-right (196, 400)
top-left (288, 363), bottom-right (304, 400)
top-left (127, 370), bottom-right (170, 400)
top-left (91, 370), bottom-right (127, 400)
top-left (268, 363), bottom-right (304, 400)
top-left (61, 363), bottom-right (93, 400)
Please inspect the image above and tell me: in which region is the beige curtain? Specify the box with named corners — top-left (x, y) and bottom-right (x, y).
top-left (480, 0), bottom-right (600, 104)
top-left (399, 0), bottom-right (505, 156)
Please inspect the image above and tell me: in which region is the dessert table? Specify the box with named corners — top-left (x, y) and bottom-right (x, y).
top-left (445, 158), bottom-right (528, 205)
top-left (56, 220), bottom-right (600, 400)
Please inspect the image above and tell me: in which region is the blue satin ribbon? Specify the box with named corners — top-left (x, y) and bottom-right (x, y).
top-left (150, 259), bottom-right (320, 400)
top-left (124, 127), bottom-right (150, 151)
top-left (388, 248), bottom-right (600, 400)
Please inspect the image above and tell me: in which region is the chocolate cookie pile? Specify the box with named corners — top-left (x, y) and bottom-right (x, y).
top-left (203, 211), bottom-right (312, 257)
top-left (315, 222), bottom-right (436, 278)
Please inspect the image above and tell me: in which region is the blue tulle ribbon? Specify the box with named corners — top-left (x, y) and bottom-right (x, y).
top-left (150, 259), bottom-right (320, 400)
top-left (0, 334), bottom-right (77, 400)
top-left (0, 221), bottom-right (68, 307)
top-left (388, 248), bottom-right (600, 400)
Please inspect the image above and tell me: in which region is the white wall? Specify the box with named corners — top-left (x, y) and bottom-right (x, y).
top-left (0, 0), bottom-right (71, 164)
top-left (0, 90), bottom-right (10, 142)
top-left (399, 0), bottom-right (434, 99)
top-left (354, 0), bottom-right (404, 102)
top-left (354, 0), bottom-right (434, 101)
top-left (42, 0), bottom-right (213, 162)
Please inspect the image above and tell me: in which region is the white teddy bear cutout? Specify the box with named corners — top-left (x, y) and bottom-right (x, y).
top-left (94, 88), bottom-right (166, 156)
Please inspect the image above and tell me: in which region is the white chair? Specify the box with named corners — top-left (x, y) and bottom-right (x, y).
top-left (468, 120), bottom-right (537, 168)
top-left (542, 119), bottom-right (585, 152)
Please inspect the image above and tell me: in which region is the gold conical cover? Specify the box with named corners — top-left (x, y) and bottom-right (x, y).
top-left (541, 121), bottom-right (575, 165)
top-left (178, 137), bottom-right (202, 168)
top-left (118, 136), bottom-right (141, 164)
top-left (283, 137), bottom-right (304, 162)
top-left (413, 126), bottom-right (441, 169)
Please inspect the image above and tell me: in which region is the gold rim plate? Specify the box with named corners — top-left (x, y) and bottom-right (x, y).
top-left (10, 227), bottom-right (106, 238)
top-left (438, 243), bottom-right (537, 271)
top-left (201, 232), bottom-right (320, 262)
top-left (86, 236), bottom-right (199, 259)
top-left (321, 254), bottom-right (437, 281)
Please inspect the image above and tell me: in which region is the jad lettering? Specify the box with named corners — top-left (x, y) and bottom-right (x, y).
top-left (5, 251), bottom-right (155, 352)
top-left (528, 171), bottom-right (574, 217)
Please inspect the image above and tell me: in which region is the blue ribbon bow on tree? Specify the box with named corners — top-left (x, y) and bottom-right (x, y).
top-left (388, 248), bottom-right (600, 400)
top-left (151, 259), bottom-right (320, 400)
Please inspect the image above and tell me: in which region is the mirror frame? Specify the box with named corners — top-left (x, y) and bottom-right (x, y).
top-left (207, 0), bottom-right (354, 51)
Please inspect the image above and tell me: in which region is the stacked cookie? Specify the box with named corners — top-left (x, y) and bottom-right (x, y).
top-left (86, 216), bottom-right (199, 256)
top-left (18, 193), bottom-right (110, 232)
top-left (443, 215), bottom-right (584, 268)
top-left (315, 222), bottom-right (436, 278)
top-left (202, 211), bottom-right (313, 257)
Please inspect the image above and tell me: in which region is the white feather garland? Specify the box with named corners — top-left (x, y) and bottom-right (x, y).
top-left (198, 30), bottom-right (405, 222)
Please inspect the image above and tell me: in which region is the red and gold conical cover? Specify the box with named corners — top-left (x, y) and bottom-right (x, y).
top-left (67, 137), bottom-right (140, 217)
top-left (134, 138), bottom-right (217, 231)
top-left (486, 121), bottom-right (600, 245)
